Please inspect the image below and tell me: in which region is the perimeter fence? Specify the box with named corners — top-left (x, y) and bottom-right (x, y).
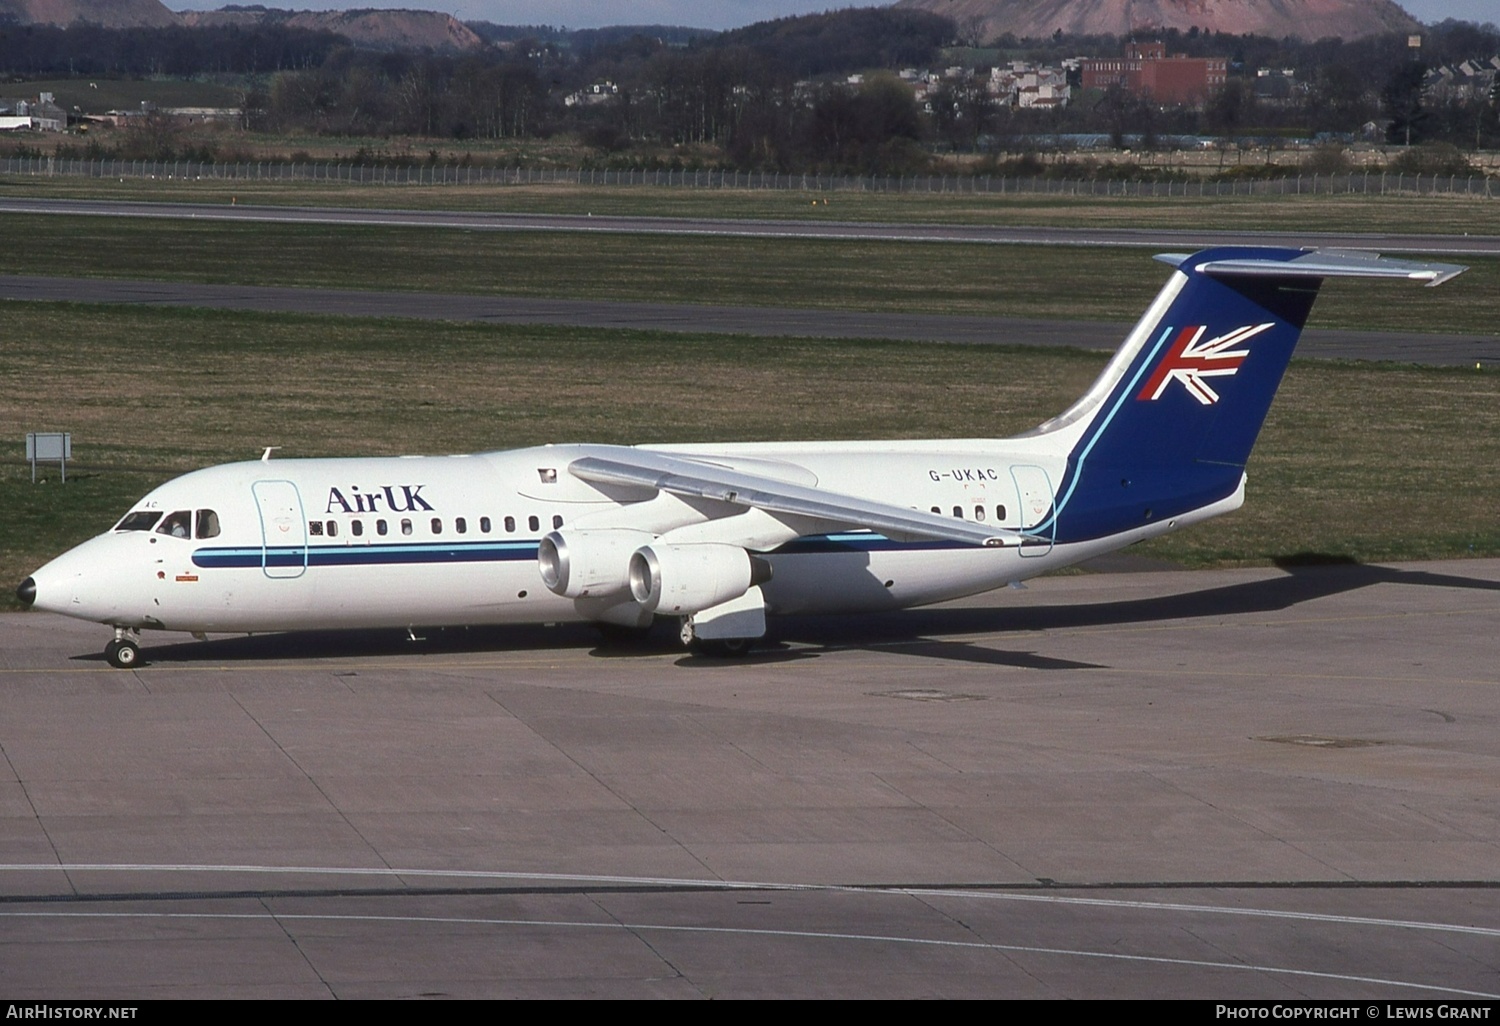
top-left (3, 155), bottom-right (1498, 198)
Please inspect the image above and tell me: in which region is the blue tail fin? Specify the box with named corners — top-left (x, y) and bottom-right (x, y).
top-left (1045, 246), bottom-right (1465, 544)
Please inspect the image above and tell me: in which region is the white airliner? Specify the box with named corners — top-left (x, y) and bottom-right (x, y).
top-left (18, 246), bottom-right (1465, 667)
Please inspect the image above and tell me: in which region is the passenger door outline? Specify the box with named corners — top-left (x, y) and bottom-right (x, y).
top-left (253, 480), bottom-right (308, 579)
top-left (1011, 465), bottom-right (1055, 557)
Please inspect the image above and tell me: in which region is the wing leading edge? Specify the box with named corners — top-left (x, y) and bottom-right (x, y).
top-left (568, 451), bottom-right (1029, 549)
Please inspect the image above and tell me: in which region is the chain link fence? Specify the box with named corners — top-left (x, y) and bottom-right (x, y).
top-left (3, 155), bottom-right (1497, 198)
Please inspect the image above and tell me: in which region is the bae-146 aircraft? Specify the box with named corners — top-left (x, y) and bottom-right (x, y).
top-left (17, 246), bottom-right (1465, 667)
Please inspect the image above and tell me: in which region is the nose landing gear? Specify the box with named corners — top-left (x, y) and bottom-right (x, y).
top-left (105, 628), bottom-right (141, 669)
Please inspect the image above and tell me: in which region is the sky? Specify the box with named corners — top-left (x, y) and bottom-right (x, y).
top-left (161, 1), bottom-right (1498, 33)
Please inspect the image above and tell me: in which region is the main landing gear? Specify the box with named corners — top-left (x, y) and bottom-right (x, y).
top-left (105, 628), bottom-right (141, 669)
top-left (678, 617), bottom-right (753, 658)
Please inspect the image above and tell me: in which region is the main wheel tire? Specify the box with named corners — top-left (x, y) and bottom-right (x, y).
top-left (106, 638), bottom-right (139, 669)
top-left (691, 636), bottom-right (753, 658)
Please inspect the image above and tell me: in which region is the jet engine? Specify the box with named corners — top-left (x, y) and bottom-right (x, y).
top-left (628, 543), bottom-right (772, 615)
top-left (537, 529), bottom-right (653, 599)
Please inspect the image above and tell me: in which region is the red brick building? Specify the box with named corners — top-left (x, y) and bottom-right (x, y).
top-left (1081, 42), bottom-right (1227, 105)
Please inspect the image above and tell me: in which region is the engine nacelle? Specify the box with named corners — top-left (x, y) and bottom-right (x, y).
top-left (537, 529), bottom-right (654, 599)
top-left (628, 543), bottom-right (772, 616)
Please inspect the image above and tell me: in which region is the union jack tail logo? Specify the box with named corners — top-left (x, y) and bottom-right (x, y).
top-left (1136, 323), bottom-right (1273, 405)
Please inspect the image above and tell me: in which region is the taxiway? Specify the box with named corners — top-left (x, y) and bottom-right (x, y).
top-left (2, 273), bottom-right (1494, 366)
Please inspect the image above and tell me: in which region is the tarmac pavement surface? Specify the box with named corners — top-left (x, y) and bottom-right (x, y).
top-left (1, 559), bottom-right (1497, 998)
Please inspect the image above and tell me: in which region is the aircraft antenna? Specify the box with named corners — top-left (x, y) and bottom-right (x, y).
top-left (260, 446), bottom-right (281, 462)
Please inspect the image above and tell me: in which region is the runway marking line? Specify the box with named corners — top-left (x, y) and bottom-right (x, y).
top-left (0, 907), bottom-right (1494, 998)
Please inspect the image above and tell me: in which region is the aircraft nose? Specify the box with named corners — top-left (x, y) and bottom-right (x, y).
top-left (16, 577), bottom-right (36, 607)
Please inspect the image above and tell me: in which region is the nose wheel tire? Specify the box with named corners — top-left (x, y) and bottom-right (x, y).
top-left (105, 638), bottom-right (140, 669)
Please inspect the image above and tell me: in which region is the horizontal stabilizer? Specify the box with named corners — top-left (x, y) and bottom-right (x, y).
top-left (1154, 249), bottom-right (1466, 287)
top-left (570, 451), bottom-right (1028, 549)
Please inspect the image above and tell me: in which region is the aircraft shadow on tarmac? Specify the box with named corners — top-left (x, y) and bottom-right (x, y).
top-left (777, 557), bottom-right (1500, 646)
top-left (70, 559), bottom-right (1500, 670)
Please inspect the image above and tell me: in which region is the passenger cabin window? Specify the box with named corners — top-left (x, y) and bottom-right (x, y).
top-left (155, 510), bottom-right (192, 539)
top-left (431, 518), bottom-right (442, 534)
top-left (377, 519), bottom-right (388, 536)
top-left (115, 511), bottom-right (163, 532)
top-left (480, 517), bottom-right (491, 533)
top-left (504, 516), bottom-right (515, 533)
top-left (952, 506), bottom-right (963, 519)
top-left (996, 505), bottom-right (1007, 521)
top-left (528, 515), bottom-right (539, 533)
top-left (195, 510), bottom-right (220, 539)
top-left (930, 506), bottom-right (941, 515)
top-left (326, 520), bottom-right (338, 538)
top-left (401, 519), bottom-right (413, 536)
top-left (974, 506), bottom-right (985, 521)
top-left (455, 517), bottom-right (467, 535)
top-left (352, 520), bottom-right (364, 537)
top-left (552, 515), bottom-right (563, 529)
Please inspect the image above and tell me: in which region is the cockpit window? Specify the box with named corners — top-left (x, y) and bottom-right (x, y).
top-left (114, 510), bottom-right (163, 532)
top-left (155, 511), bottom-right (192, 539)
top-left (195, 509), bottom-right (220, 539)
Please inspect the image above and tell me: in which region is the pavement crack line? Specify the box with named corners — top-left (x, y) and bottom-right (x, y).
top-left (481, 687), bottom-right (722, 881)
top-left (586, 892), bottom-right (703, 996)
top-left (227, 692), bottom-right (393, 876)
top-left (259, 895), bottom-right (337, 998)
top-left (0, 742), bottom-right (71, 896)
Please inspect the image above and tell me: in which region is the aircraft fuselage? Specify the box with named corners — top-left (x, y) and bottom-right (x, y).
top-left (31, 441), bottom-right (1224, 636)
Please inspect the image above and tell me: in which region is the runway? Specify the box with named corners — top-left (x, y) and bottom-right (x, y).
top-left (2, 559), bottom-right (1498, 997)
top-left (3, 273), bottom-right (1495, 366)
top-left (4, 196), bottom-right (1500, 257)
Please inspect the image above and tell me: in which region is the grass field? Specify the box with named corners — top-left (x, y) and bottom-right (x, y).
top-left (4, 303), bottom-right (1498, 611)
top-left (0, 212), bottom-right (1495, 334)
top-left (4, 174), bottom-right (1500, 236)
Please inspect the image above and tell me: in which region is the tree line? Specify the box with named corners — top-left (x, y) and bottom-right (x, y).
top-left (2, 9), bottom-right (1497, 172)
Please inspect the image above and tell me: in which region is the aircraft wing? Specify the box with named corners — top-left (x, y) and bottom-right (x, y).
top-left (567, 451), bottom-right (1028, 549)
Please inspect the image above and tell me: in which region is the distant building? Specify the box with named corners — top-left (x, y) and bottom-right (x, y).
top-left (1254, 67), bottom-right (1298, 105)
top-left (564, 82), bottom-right (619, 108)
top-left (96, 101), bottom-right (239, 128)
top-left (989, 61), bottom-right (1070, 110)
top-left (1081, 42), bottom-right (1227, 106)
top-left (0, 92), bottom-right (66, 131)
top-left (1423, 56), bottom-right (1499, 102)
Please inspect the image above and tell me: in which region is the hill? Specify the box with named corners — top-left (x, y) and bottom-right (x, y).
top-left (0, 0), bottom-right (176, 27)
top-left (893, 0), bottom-right (1421, 43)
top-left (709, 8), bottom-right (954, 77)
top-left (179, 7), bottom-right (484, 52)
top-left (0, 2), bottom-right (484, 52)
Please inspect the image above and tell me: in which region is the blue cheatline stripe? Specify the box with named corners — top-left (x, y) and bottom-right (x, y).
top-left (1037, 323), bottom-right (1178, 538)
top-left (191, 533), bottom-right (994, 570)
top-left (193, 540), bottom-right (542, 570)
